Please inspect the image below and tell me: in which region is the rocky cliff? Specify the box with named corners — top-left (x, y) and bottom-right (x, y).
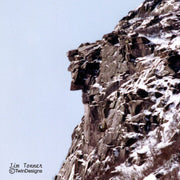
top-left (56, 0), bottom-right (180, 179)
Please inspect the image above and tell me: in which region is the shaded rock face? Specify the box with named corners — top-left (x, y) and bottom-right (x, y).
top-left (56, 0), bottom-right (180, 179)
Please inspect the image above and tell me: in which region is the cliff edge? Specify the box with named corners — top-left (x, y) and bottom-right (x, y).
top-left (56, 0), bottom-right (180, 179)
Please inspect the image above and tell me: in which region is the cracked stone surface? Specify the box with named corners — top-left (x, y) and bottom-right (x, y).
top-left (56, 0), bottom-right (180, 179)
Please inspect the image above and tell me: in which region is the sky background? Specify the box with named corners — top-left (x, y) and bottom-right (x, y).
top-left (0, 0), bottom-right (144, 179)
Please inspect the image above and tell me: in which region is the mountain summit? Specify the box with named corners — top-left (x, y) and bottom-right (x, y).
top-left (56, 0), bottom-right (180, 179)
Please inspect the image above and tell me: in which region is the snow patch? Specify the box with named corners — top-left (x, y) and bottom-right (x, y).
top-left (143, 173), bottom-right (156, 180)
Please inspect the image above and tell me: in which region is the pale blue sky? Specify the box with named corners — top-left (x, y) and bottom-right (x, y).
top-left (0, 0), bottom-right (144, 179)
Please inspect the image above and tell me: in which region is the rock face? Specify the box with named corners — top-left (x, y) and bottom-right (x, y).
top-left (56, 0), bottom-right (180, 179)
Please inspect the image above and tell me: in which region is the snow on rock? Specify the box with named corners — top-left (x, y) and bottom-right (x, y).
top-left (144, 173), bottom-right (157, 180)
top-left (56, 0), bottom-right (180, 179)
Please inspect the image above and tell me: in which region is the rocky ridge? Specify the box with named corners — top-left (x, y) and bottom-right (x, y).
top-left (56, 0), bottom-right (180, 179)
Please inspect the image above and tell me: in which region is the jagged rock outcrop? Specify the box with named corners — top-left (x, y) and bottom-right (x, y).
top-left (56, 0), bottom-right (180, 179)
